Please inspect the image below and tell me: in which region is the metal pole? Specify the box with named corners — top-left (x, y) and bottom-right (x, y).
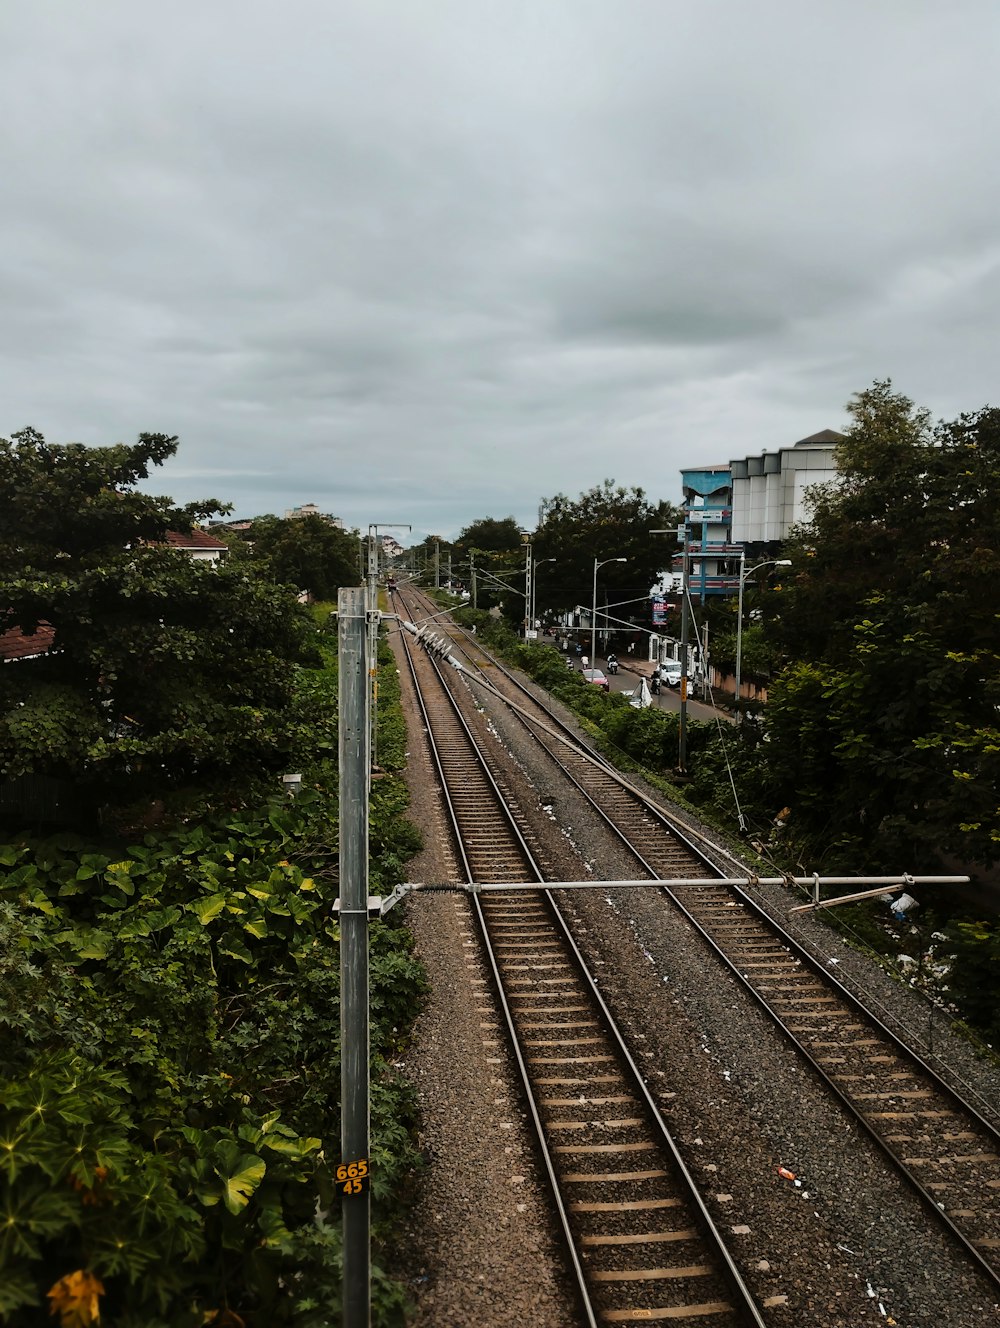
top-left (591, 557), bottom-right (598, 664)
top-left (366, 531), bottom-right (380, 771)
top-left (471, 551), bottom-right (477, 610)
top-left (734, 550), bottom-right (746, 721)
top-left (524, 540), bottom-right (532, 639)
top-left (733, 556), bottom-right (789, 723)
top-left (591, 557), bottom-right (625, 664)
top-left (702, 621), bottom-right (710, 702)
top-left (530, 558), bottom-right (554, 639)
top-left (678, 532), bottom-right (690, 772)
top-left (434, 539), bottom-right (440, 589)
top-left (338, 586), bottom-right (371, 1328)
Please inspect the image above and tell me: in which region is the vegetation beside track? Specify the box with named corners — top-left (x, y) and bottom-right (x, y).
top-left (0, 619), bottom-right (426, 1327)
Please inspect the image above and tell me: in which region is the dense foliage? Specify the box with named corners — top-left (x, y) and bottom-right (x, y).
top-left (232, 515), bottom-right (363, 602)
top-left (0, 429), bottom-right (318, 808)
top-left (761, 382), bottom-right (1000, 871)
top-left (0, 628), bottom-right (427, 1326)
top-left (534, 481), bottom-right (681, 629)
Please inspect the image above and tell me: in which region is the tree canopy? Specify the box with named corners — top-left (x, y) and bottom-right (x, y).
top-left (534, 481), bottom-right (681, 629)
top-left (239, 513), bottom-right (361, 600)
top-left (759, 382), bottom-right (1000, 869)
top-left (0, 429), bottom-right (318, 808)
top-left (453, 515), bottom-right (525, 556)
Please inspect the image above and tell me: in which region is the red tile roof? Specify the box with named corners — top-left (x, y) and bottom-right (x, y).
top-left (164, 529), bottom-right (228, 550)
top-left (0, 622), bottom-right (56, 661)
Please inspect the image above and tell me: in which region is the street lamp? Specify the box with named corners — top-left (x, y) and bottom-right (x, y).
top-left (530, 558), bottom-right (556, 636)
top-left (592, 556), bottom-right (627, 663)
top-left (734, 554), bottom-right (791, 721)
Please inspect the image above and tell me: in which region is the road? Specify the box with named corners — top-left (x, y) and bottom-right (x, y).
top-left (587, 658), bottom-right (732, 724)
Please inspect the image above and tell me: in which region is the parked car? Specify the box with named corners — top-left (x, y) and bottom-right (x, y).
top-left (581, 668), bottom-right (610, 693)
top-left (659, 660), bottom-right (683, 688)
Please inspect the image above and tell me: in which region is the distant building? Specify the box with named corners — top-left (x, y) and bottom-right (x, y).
top-left (211, 518), bottom-right (254, 534)
top-left (283, 503), bottom-right (344, 528)
top-left (675, 428), bottom-right (844, 599)
top-left (730, 429), bottom-right (843, 553)
top-left (164, 529), bottom-right (229, 563)
top-left (678, 463), bottom-right (739, 599)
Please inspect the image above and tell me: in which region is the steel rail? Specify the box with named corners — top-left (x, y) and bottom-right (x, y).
top-left (396, 613), bottom-right (599, 1325)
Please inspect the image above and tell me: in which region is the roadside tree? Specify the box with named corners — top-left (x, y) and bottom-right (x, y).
top-left (534, 481), bottom-right (681, 634)
top-left (760, 383), bottom-right (1000, 868)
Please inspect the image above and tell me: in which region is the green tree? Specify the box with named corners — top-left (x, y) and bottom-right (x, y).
top-left (758, 383), bottom-right (1000, 868)
top-left (405, 535), bottom-right (452, 587)
top-left (245, 513), bottom-right (362, 599)
top-left (453, 515), bottom-right (524, 556)
top-left (0, 428), bottom-right (318, 806)
top-left (534, 481), bottom-right (681, 633)
top-left (435, 517), bottom-right (526, 616)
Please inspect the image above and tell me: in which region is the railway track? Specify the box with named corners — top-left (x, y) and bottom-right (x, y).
top-left (392, 582), bottom-right (1000, 1302)
top-left (395, 599), bottom-right (766, 1326)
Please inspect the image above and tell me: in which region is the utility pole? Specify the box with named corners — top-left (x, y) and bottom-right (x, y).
top-left (338, 585), bottom-right (371, 1328)
top-left (470, 551), bottom-right (477, 610)
top-left (366, 531), bottom-right (380, 771)
top-left (678, 525), bottom-right (690, 772)
top-left (702, 621), bottom-right (710, 702)
top-left (521, 531), bottom-right (533, 639)
top-left (434, 538), bottom-right (440, 589)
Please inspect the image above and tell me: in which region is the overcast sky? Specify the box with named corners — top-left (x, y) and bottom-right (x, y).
top-left (3, 2), bottom-right (998, 541)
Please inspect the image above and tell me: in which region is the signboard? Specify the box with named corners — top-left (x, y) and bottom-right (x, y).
top-left (690, 510), bottom-right (728, 523)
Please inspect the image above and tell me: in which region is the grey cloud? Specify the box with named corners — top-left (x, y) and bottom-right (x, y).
top-left (2, 0), bottom-right (1000, 540)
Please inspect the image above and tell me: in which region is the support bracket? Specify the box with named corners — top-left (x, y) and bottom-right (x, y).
top-left (333, 883), bottom-right (418, 918)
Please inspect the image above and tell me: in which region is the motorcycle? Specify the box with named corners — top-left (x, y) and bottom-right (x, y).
top-left (606, 656), bottom-right (619, 675)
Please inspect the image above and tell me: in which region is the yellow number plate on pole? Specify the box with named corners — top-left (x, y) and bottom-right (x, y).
top-left (337, 1158), bottom-right (371, 1196)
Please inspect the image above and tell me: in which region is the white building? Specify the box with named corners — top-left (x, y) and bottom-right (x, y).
top-left (164, 529), bottom-right (229, 563)
top-left (730, 429), bottom-right (843, 550)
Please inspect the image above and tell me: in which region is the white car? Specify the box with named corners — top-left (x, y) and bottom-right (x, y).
top-left (659, 660), bottom-right (683, 688)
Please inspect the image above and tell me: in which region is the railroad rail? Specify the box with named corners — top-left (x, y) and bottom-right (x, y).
top-left (395, 599), bottom-right (766, 1326)
top-left (391, 584), bottom-right (1000, 1299)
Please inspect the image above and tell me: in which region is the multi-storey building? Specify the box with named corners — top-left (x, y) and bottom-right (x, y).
top-left (674, 429), bottom-right (844, 599)
top-left (678, 463), bottom-right (741, 600)
top-left (730, 429), bottom-right (843, 555)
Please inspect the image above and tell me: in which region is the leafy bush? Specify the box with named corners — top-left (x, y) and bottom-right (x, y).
top-left (0, 632), bottom-right (427, 1325)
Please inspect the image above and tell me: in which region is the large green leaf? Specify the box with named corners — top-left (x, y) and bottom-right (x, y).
top-left (190, 893), bottom-right (227, 925)
top-left (214, 1145), bottom-right (266, 1216)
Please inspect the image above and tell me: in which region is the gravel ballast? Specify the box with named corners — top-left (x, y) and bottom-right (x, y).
top-left (388, 620), bottom-right (1000, 1327)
